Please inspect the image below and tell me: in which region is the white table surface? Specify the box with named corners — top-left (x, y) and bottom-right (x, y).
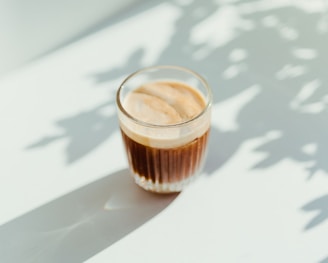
top-left (1, 0), bottom-right (328, 262)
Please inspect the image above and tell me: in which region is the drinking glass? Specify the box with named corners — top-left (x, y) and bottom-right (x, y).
top-left (116, 65), bottom-right (212, 193)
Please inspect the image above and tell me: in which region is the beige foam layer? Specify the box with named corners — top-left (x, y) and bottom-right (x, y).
top-left (124, 81), bottom-right (205, 125)
top-left (119, 80), bottom-right (210, 148)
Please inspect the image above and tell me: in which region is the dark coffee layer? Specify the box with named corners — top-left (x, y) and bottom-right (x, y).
top-left (121, 129), bottom-right (210, 184)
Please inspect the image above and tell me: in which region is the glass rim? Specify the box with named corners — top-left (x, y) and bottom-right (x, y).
top-left (116, 65), bottom-right (212, 128)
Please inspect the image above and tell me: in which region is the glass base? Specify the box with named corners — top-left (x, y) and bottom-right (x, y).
top-left (133, 174), bottom-right (198, 193)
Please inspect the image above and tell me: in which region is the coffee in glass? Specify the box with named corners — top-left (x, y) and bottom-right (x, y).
top-left (116, 65), bottom-right (212, 193)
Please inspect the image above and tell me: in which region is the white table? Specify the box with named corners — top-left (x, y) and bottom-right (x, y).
top-left (1, 0), bottom-right (328, 262)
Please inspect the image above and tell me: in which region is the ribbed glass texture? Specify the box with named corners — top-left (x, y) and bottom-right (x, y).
top-left (121, 129), bottom-right (210, 193)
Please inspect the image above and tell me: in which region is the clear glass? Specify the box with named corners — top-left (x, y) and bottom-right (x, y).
top-left (116, 65), bottom-right (212, 193)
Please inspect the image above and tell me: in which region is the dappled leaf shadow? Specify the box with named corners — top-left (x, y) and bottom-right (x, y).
top-left (26, 0), bottom-right (328, 232)
top-left (302, 194), bottom-right (328, 230)
top-left (27, 101), bottom-right (116, 164)
top-left (92, 48), bottom-right (145, 84)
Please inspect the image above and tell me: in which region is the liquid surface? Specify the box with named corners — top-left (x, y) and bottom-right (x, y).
top-left (123, 81), bottom-right (206, 125)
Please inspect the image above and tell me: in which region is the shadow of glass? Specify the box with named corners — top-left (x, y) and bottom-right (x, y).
top-left (0, 169), bottom-right (178, 263)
